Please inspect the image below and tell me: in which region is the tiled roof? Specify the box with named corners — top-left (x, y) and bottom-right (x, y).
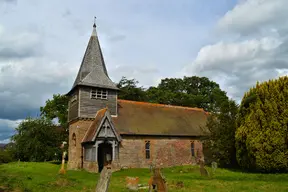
top-left (112, 100), bottom-right (209, 136)
top-left (82, 108), bottom-right (107, 143)
top-left (68, 25), bottom-right (118, 94)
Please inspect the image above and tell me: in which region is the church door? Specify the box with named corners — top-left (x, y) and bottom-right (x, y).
top-left (97, 142), bottom-right (113, 172)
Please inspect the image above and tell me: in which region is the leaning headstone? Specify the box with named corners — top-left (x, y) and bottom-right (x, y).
top-left (149, 167), bottom-right (168, 192)
top-left (125, 176), bottom-right (139, 191)
top-left (211, 161), bottom-right (218, 175)
top-left (95, 167), bottom-right (112, 192)
top-left (199, 160), bottom-right (209, 177)
top-left (59, 151), bottom-right (67, 175)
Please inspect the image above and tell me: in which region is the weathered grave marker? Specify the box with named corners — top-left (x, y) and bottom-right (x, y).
top-left (211, 161), bottom-right (217, 175)
top-left (148, 167), bottom-right (168, 192)
top-left (199, 160), bottom-right (209, 177)
top-left (59, 141), bottom-right (67, 175)
top-left (58, 151), bottom-right (67, 175)
top-left (125, 176), bottom-right (139, 191)
top-left (95, 166), bottom-right (112, 192)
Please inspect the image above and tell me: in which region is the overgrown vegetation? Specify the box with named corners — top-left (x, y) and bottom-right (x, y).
top-left (11, 117), bottom-right (63, 162)
top-left (0, 150), bottom-right (14, 164)
top-left (118, 76), bottom-right (229, 113)
top-left (203, 99), bottom-right (239, 168)
top-left (1, 162), bottom-right (288, 192)
top-left (235, 76), bottom-right (288, 172)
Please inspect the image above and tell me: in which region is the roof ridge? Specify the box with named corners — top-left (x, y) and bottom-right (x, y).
top-left (118, 99), bottom-right (205, 112)
top-left (81, 108), bottom-right (107, 143)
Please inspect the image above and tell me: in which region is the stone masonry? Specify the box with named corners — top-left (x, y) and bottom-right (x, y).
top-left (68, 120), bottom-right (93, 170)
top-left (118, 137), bottom-right (203, 169)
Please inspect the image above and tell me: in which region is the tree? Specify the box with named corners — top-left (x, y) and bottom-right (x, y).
top-left (203, 99), bottom-right (239, 167)
top-left (40, 94), bottom-right (69, 128)
top-left (117, 76), bottom-right (147, 101)
top-left (235, 76), bottom-right (288, 172)
top-left (11, 117), bottom-right (62, 162)
top-left (147, 76), bottom-right (228, 113)
top-left (40, 94), bottom-right (69, 142)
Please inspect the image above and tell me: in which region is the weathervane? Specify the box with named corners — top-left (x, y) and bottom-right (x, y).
top-left (93, 16), bottom-right (97, 27)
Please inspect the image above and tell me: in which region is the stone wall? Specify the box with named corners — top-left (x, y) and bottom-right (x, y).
top-left (67, 120), bottom-right (93, 170)
top-left (118, 136), bottom-right (203, 168)
top-left (68, 123), bottom-right (204, 172)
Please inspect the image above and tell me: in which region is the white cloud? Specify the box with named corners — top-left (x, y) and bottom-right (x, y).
top-left (183, 0), bottom-right (288, 101)
top-left (0, 138), bottom-right (11, 143)
top-left (189, 37), bottom-right (282, 73)
top-left (218, 0), bottom-right (288, 35)
top-left (109, 65), bottom-right (160, 88)
top-left (0, 119), bottom-right (21, 129)
top-left (0, 118), bottom-right (22, 142)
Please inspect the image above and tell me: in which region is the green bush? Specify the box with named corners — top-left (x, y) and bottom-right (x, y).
top-left (203, 100), bottom-right (239, 168)
top-left (0, 150), bottom-right (14, 164)
top-left (235, 76), bottom-right (288, 172)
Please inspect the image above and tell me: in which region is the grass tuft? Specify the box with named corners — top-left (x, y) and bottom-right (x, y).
top-left (0, 162), bottom-right (288, 192)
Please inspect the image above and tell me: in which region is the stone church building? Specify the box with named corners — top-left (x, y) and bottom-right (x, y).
top-left (67, 23), bottom-right (209, 173)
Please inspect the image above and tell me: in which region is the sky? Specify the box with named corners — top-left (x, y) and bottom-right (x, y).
top-left (0, 0), bottom-right (288, 143)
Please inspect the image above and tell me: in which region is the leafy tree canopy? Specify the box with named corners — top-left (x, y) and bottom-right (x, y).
top-left (11, 117), bottom-right (63, 162)
top-left (203, 99), bottom-right (239, 168)
top-left (117, 77), bottom-right (147, 101)
top-left (119, 76), bottom-right (229, 113)
top-left (235, 76), bottom-right (288, 172)
top-left (40, 94), bottom-right (69, 128)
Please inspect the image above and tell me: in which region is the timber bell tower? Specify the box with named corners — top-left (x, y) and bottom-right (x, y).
top-left (67, 21), bottom-right (119, 121)
top-left (66, 20), bottom-right (119, 170)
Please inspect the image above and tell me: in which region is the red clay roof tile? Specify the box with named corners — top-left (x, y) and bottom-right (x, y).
top-left (112, 100), bottom-right (209, 136)
top-left (82, 108), bottom-right (107, 143)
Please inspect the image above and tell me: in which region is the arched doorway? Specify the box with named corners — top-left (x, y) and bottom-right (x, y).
top-left (97, 142), bottom-right (112, 172)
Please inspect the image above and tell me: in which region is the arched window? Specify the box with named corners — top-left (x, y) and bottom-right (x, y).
top-left (145, 141), bottom-right (150, 159)
top-left (191, 141), bottom-right (195, 157)
top-left (72, 133), bottom-right (76, 147)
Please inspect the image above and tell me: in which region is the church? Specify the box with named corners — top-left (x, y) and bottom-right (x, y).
top-left (67, 22), bottom-right (209, 173)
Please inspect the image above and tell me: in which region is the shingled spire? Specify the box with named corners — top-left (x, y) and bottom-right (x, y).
top-left (68, 21), bottom-right (118, 94)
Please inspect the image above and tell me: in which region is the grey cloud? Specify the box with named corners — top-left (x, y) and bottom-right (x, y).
top-left (184, 37), bottom-right (288, 100)
top-left (62, 9), bottom-right (71, 18)
top-left (0, 30), bottom-right (43, 60)
top-left (0, 0), bottom-right (16, 3)
top-left (0, 119), bottom-right (20, 142)
top-left (0, 57), bottom-right (75, 121)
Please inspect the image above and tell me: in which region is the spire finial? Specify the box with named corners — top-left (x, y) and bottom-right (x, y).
top-left (93, 16), bottom-right (96, 28)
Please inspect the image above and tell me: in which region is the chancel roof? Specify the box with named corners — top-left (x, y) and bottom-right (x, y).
top-left (82, 99), bottom-right (209, 139)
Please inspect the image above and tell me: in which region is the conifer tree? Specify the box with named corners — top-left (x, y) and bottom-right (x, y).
top-left (235, 76), bottom-right (288, 172)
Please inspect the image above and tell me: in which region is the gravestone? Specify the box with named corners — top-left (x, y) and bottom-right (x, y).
top-left (149, 167), bottom-right (168, 192)
top-left (95, 167), bottom-right (112, 192)
top-left (211, 161), bottom-right (217, 175)
top-left (125, 177), bottom-right (139, 191)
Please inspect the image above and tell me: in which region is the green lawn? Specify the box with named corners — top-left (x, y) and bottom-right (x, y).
top-left (1, 162), bottom-right (288, 192)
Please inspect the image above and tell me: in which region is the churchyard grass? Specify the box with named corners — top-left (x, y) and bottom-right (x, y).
top-left (1, 162), bottom-right (288, 192)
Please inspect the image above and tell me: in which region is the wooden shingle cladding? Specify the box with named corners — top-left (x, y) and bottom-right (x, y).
top-left (68, 88), bottom-right (79, 121)
top-left (79, 87), bottom-right (117, 117)
top-left (66, 24), bottom-right (118, 120)
top-left (67, 24), bottom-right (118, 96)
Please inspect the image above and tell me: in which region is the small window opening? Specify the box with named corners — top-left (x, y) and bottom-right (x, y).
top-left (145, 141), bottom-right (150, 159)
top-left (91, 89), bottom-right (108, 100)
top-left (72, 133), bottom-right (76, 147)
top-left (191, 141), bottom-right (195, 157)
